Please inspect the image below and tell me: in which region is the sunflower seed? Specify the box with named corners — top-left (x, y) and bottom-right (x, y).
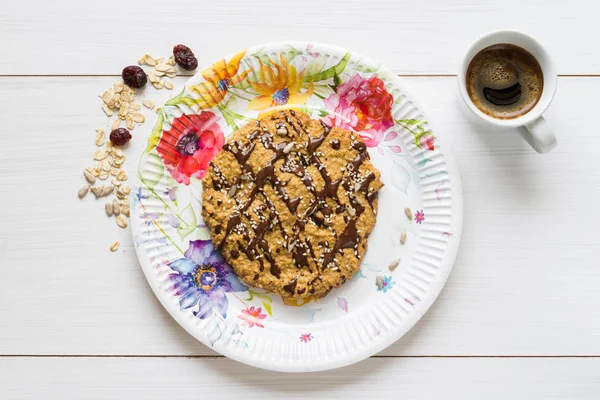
top-left (120, 203), bottom-right (130, 217)
top-left (116, 215), bottom-right (128, 228)
top-left (404, 207), bottom-right (413, 220)
top-left (400, 231), bottom-right (407, 245)
top-left (276, 126), bottom-right (288, 136)
top-left (83, 169), bottom-right (96, 184)
top-left (78, 185), bottom-right (90, 199)
top-left (388, 258), bottom-right (400, 271)
top-left (110, 241), bottom-right (120, 252)
top-left (90, 186), bottom-right (102, 198)
top-left (93, 150), bottom-right (108, 161)
top-left (142, 99), bottom-right (155, 109)
top-left (105, 202), bottom-right (114, 217)
top-left (228, 185), bottom-right (238, 197)
top-left (101, 185), bottom-right (115, 197)
top-left (283, 142), bottom-right (295, 154)
top-left (376, 275), bottom-right (384, 290)
top-left (95, 129), bottom-right (106, 146)
top-left (112, 200), bottom-right (121, 216)
top-left (346, 206), bottom-right (356, 217)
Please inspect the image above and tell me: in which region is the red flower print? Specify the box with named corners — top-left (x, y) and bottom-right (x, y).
top-left (156, 111), bottom-right (225, 185)
top-left (238, 306), bottom-right (267, 328)
top-left (299, 333), bottom-right (313, 343)
top-left (323, 75), bottom-right (394, 147)
top-left (419, 134), bottom-right (435, 151)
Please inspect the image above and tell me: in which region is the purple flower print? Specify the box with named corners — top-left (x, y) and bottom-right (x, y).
top-left (167, 240), bottom-right (247, 319)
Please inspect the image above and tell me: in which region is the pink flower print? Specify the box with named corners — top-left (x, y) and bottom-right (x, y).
top-left (415, 210), bottom-right (425, 224)
top-left (299, 333), bottom-right (313, 343)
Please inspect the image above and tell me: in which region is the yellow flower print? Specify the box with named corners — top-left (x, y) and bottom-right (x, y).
top-left (190, 50), bottom-right (251, 109)
top-left (247, 54), bottom-right (314, 117)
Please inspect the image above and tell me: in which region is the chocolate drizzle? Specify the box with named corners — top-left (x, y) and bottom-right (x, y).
top-left (209, 111), bottom-right (380, 287)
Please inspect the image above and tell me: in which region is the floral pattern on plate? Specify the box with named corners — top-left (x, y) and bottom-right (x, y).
top-left (132, 42), bottom-right (461, 372)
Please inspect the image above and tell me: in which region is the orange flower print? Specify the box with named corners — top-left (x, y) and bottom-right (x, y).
top-left (247, 54), bottom-right (314, 118)
top-left (190, 50), bottom-right (251, 109)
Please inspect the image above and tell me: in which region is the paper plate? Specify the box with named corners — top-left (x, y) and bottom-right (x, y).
top-left (132, 42), bottom-right (463, 372)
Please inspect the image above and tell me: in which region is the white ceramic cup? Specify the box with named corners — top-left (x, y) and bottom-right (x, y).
top-left (458, 30), bottom-right (557, 153)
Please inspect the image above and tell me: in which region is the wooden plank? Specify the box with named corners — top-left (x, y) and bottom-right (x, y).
top-left (0, 0), bottom-right (599, 75)
top-left (0, 77), bottom-right (599, 357)
top-left (0, 357), bottom-right (599, 399)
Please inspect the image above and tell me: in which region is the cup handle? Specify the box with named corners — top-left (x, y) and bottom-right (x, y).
top-left (521, 116), bottom-right (557, 154)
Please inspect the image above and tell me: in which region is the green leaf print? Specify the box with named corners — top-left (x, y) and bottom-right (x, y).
top-left (145, 111), bottom-right (165, 153)
top-left (245, 290), bottom-right (273, 317)
top-left (176, 203), bottom-right (197, 240)
top-left (141, 151), bottom-right (164, 191)
top-left (304, 51), bottom-right (351, 82)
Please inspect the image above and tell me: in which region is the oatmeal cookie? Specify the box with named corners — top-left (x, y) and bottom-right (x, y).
top-left (202, 110), bottom-right (383, 299)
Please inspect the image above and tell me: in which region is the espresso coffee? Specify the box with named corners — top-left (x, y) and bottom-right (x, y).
top-left (466, 44), bottom-right (543, 120)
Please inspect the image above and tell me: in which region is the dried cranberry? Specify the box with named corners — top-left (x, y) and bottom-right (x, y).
top-left (121, 66), bottom-right (147, 88)
top-left (173, 44), bottom-right (198, 71)
top-left (110, 128), bottom-right (132, 146)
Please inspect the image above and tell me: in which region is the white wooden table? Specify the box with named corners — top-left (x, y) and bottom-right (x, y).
top-left (1, 0), bottom-right (600, 398)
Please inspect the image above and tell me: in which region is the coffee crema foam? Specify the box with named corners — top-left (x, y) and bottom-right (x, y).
top-left (466, 44), bottom-right (543, 120)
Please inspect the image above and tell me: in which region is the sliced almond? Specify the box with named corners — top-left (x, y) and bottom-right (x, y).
top-left (102, 104), bottom-right (113, 116)
top-left (101, 88), bottom-right (115, 104)
top-left (152, 80), bottom-right (164, 90)
top-left (102, 159), bottom-right (111, 172)
top-left (93, 150), bottom-right (108, 161)
top-left (132, 112), bottom-right (145, 123)
top-left (164, 79), bottom-right (174, 90)
top-left (153, 69), bottom-right (166, 77)
top-left (111, 118), bottom-right (121, 130)
top-left (145, 55), bottom-right (156, 66)
top-left (95, 129), bottom-right (106, 146)
top-left (110, 241), bottom-right (120, 252)
top-left (167, 56), bottom-right (176, 66)
top-left (148, 70), bottom-right (160, 83)
top-left (142, 99), bottom-right (155, 109)
top-left (116, 215), bottom-right (128, 229)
